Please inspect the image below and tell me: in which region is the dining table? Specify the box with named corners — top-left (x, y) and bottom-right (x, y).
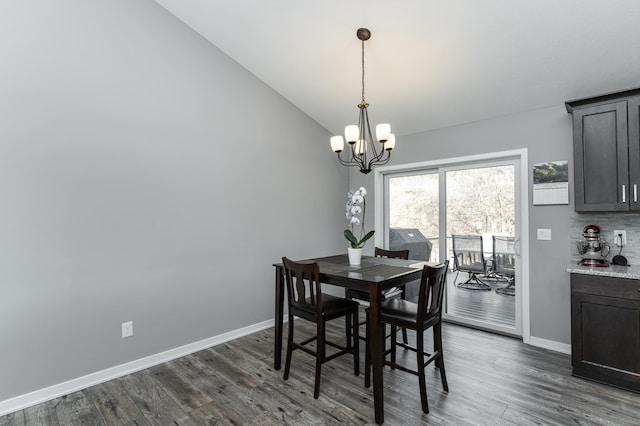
top-left (272, 254), bottom-right (428, 424)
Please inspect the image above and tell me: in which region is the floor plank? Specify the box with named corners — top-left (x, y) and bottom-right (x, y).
top-left (2, 321), bottom-right (639, 425)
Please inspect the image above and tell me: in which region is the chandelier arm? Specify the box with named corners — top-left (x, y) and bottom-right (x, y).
top-left (357, 108), bottom-right (368, 165)
top-left (335, 151), bottom-right (367, 170)
top-left (362, 107), bottom-right (382, 161)
top-left (367, 150), bottom-right (391, 170)
top-left (335, 137), bottom-right (367, 169)
top-left (349, 141), bottom-right (366, 169)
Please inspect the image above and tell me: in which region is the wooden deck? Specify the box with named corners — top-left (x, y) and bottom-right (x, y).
top-left (445, 270), bottom-right (516, 329)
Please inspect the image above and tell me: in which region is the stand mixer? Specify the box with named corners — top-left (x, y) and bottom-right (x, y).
top-left (576, 224), bottom-right (610, 267)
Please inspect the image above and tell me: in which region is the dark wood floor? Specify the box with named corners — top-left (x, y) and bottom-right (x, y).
top-left (2, 319), bottom-right (639, 425)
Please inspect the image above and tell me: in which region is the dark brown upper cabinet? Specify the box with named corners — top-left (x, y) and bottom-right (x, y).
top-left (566, 88), bottom-right (640, 212)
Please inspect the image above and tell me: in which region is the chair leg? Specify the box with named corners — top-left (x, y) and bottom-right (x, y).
top-left (434, 323), bottom-right (449, 392)
top-left (495, 279), bottom-right (515, 296)
top-left (400, 290), bottom-right (409, 344)
top-left (401, 327), bottom-right (409, 345)
top-left (416, 329), bottom-right (429, 414)
top-left (345, 310), bottom-right (352, 348)
top-left (283, 314), bottom-right (294, 381)
top-left (390, 325), bottom-right (397, 368)
top-left (314, 322), bottom-right (325, 399)
top-left (364, 311), bottom-right (371, 388)
top-left (352, 310), bottom-right (360, 376)
top-left (457, 272), bottom-right (491, 290)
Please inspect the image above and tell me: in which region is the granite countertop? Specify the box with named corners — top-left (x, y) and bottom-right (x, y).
top-left (567, 261), bottom-right (640, 280)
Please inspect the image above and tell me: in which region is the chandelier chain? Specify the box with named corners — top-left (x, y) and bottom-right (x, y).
top-left (361, 39), bottom-right (366, 103)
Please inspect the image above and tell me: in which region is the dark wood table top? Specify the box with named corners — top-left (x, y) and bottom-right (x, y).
top-left (275, 254), bottom-right (428, 286)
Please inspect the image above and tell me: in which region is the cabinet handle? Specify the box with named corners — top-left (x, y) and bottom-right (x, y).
top-left (622, 184), bottom-right (626, 203)
top-left (635, 184), bottom-right (638, 203)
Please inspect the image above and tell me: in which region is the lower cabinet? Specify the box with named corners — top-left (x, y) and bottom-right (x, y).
top-left (570, 273), bottom-right (640, 392)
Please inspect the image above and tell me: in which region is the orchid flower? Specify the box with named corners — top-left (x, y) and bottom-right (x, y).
top-left (343, 187), bottom-right (375, 249)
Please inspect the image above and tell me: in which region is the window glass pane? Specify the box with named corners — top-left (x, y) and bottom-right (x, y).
top-left (446, 166), bottom-right (515, 237)
top-left (388, 173), bottom-right (439, 261)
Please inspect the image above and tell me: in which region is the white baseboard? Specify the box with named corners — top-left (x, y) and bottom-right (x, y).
top-left (1, 317), bottom-right (569, 417)
top-left (528, 336), bottom-right (571, 354)
top-left (0, 319), bottom-right (276, 417)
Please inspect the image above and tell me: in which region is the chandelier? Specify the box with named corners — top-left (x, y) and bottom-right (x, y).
top-left (330, 28), bottom-right (395, 174)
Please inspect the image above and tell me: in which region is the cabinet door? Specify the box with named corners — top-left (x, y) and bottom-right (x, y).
top-left (572, 101), bottom-right (629, 211)
top-left (628, 97), bottom-right (640, 210)
top-left (571, 292), bottom-right (640, 392)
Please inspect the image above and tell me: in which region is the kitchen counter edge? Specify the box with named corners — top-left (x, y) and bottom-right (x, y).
top-left (567, 261), bottom-right (640, 280)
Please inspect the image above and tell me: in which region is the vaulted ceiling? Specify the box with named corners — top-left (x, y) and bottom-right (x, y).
top-left (153, 0), bottom-right (640, 138)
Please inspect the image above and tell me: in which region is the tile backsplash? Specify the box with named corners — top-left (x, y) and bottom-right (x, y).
top-left (570, 212), bottom-right (640, 265)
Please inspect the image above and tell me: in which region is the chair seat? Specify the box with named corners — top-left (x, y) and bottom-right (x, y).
top-left (461, 262), bottom-right (485, 273)
top-left (381, 298), bottom-right (418, 322)
top-left (318, 294), bottom-right (360, 316)
top-left (294, 294), bottom-right (360, 317)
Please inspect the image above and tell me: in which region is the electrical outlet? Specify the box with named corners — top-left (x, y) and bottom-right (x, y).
top-left (537, 228), bottom-right (551, 240)
top-left (613, 230), bottom-right (627, 247)
top-left (121, 321), bottom-right (133, 339)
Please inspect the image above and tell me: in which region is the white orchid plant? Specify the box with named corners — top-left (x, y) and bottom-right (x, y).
top-left (344, 187), bottom-right (375, 249)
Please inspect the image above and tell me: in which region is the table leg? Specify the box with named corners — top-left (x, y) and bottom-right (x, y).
top-left (274, 266), bottom-right (284, 370)
top-left (369, 282), bottom-right (385, 424)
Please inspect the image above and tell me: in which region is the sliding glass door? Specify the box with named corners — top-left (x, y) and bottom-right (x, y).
top-left (382, 157), bottom-right (522, 337)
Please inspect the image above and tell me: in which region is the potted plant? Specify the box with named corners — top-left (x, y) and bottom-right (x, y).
top-left (345, 187), bottom-right (374, 265)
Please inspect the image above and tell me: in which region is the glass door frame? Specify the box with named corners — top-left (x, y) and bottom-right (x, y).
top-left (374, 149), bottom-right (530, 343)
top-left (440, 159), bottom-right (520, 336)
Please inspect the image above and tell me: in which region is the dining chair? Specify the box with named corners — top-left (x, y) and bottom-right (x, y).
top-left (451, 234), bottom-right (490, 290)
top-left (365, 261), bottom-right (450, 414)
top-left (492, 235), bottom-right (515, 296)
top-left (345, 247), bottom-right (411, 344)
top-left (282, 257), bottom-right (360, 399)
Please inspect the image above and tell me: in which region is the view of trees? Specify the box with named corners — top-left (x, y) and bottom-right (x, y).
top-left (446, 166), bottom-right (515, 235)
top-left (389, 165), bottom-right (515, 261)
top-left (389, 173), bottom-right (439, 238)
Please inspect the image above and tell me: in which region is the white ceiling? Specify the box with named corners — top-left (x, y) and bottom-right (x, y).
top-left (153, 0), bottom-right (640, 137)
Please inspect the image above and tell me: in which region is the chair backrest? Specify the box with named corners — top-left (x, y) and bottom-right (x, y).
top-left (492, 235), bottom-right (515, 277)
top-left (416, 261), bottom-right (449, 323)
top-left (451, 234), bottom-right (485, 272)
top-left (282, 257), bottom-right (322, 315)
top-left (374, 247), bottom-right (410, 260)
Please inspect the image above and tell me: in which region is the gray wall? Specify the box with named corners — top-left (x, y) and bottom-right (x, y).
top-left (0, 1), bottom-right (347, 402)
top-left (350, 105), bottom-right (576, 345)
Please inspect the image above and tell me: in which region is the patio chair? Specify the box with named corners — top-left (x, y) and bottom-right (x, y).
top-left (451, 234), bottom-right (490, 290)
top-left (492, 235), bottom-right (515, 296)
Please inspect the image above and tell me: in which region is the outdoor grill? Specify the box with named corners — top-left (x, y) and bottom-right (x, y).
top-left (389, 228), bottom-right (432, 299)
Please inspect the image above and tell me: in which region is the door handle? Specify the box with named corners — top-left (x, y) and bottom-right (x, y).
top-left (634, 184), bottom-right (638, 203)
top-left (622, 184), bottom-right (626, 203)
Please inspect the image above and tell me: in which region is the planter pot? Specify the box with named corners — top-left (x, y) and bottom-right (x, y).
top-left (347, 247), bottom-right (363, 266)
